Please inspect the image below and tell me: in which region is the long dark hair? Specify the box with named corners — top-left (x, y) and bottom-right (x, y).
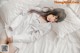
top-left (28, 8), bottom-right (66, 22)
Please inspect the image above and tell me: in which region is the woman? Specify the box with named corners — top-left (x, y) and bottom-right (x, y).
top-left (9, 8), bottom-right (66, 43)
top-left (0, 7), bottom-right (66, 53)
top-left (4, 8), bottom-right (66, 53)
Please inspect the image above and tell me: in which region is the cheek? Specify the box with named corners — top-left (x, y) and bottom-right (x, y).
top-left (50, 18), bottom-right (55, 21)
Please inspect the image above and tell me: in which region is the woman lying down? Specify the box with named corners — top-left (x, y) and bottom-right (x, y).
top-left (0, 8), bottom-right (79, 53)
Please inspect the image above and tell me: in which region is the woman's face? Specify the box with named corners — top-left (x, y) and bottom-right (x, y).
top-left (47, 14), bottom-right (58, 23)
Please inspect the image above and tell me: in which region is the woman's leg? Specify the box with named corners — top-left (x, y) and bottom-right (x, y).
top-left (0, 31), bottom-right (7, 44)
top-left (0, 36), bottom-right (17, 53)
top-left (6, 43), bottom-right (17, 53)
top-left (0, 32), bottom-right (7, 53)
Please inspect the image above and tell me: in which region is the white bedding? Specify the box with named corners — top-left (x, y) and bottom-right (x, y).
top-left (0, 0), bottom-right (80, 53)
